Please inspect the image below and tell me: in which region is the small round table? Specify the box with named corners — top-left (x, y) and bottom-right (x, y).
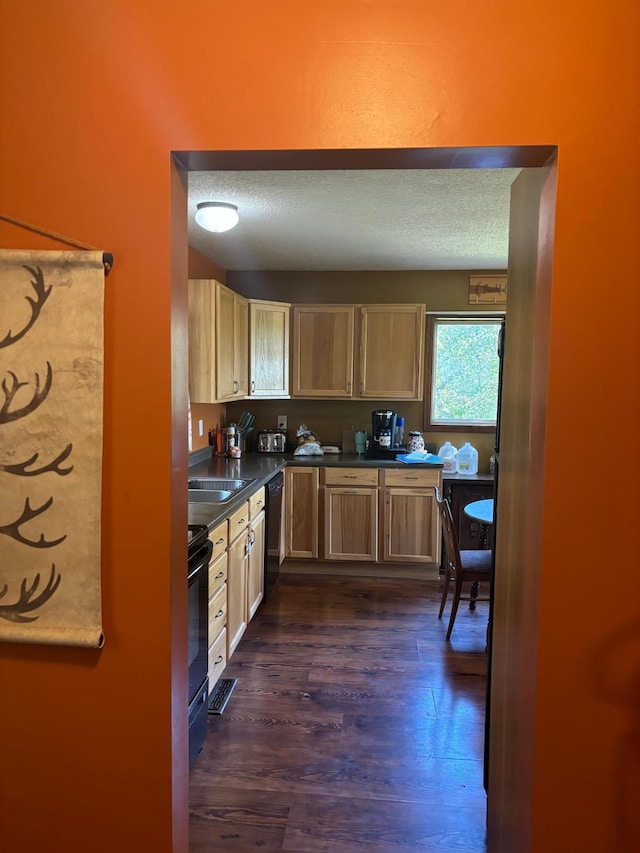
top-left (463, 498), bottom-right (494, 526)
top-left (463, 499), bottom-right (494, 609)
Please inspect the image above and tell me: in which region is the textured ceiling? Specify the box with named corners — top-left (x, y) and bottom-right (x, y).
top-left (188, 168), bottom-right (521, 271)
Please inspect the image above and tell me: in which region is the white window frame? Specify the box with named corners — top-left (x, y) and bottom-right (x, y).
top-left (425, 313), bottom-right (504, 433)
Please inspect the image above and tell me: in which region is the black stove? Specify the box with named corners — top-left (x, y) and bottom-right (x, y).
top-left (187, 523), bottom-right (212, 767)
top-left (188, 524), bottom-right (209, 558)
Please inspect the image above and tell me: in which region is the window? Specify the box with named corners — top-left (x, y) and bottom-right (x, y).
top-left (426, 316), bottom-right (502, 431)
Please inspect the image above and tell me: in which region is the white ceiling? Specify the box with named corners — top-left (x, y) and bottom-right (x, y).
top-left (187, 168), bottom-right (520, 272)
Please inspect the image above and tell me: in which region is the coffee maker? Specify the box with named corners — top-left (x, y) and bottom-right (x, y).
top-left (367, 410), bottom-right (398, 458)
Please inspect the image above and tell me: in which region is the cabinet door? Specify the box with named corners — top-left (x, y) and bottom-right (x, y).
top-left (358, 304), bottom-right (425, 399)
top-left (226, 530), bottom-right (248, 658)
top-left (285, 466), bottom-right (319, 558)
top-left (247, 510), bottom-right (265, 620)
top-left (324, 487), bottom-right (378, 561)
top-left (188, 279), bottom-right (216, 403)
top-left (234, 293), bottom-right (249, 397)
top-left (292, 305), bottom-right (355, 397)
top-left (249, 300), bottom-right (290, 397)
top-left (208, 627), bottom-right (227, 690)
top-left (216, 283), bottom-right (237, 400)
top-left (383, 487), bottom-right (440, 563)
top-left (208, 580), bottom-right (227, 647)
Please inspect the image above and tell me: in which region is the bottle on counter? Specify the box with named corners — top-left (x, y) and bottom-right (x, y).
top-left (225, 424), bottom-right (236, 457)
top-left (437, 441), bottom-right (458, 473)
top-left (394, 417), bottom-right (405, 447)
top-left (455, 441), bottom-right (478, 475)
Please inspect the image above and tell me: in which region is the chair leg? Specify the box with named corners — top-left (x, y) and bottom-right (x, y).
top-left (438, 571), bottom-right (451, 619)
top-left (446, 578), bottom-right (463, 640)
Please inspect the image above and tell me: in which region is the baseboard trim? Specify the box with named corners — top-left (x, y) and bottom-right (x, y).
top-left (279, 559), bottom-right (440, 580)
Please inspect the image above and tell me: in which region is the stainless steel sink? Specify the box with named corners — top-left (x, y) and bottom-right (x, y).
top-left (188, 478), bottom-right (252, 491)
top-left (187, 477), bottom-right (255, 503)
top-left (188, 489), bottom-right (234, 503)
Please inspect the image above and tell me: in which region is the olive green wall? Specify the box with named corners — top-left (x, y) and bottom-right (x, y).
top-left (226, 397), bottom-right (496, 472)
top-left (223, 269), bottom-right (504, 472)
top-left (227, 269), bottom-right (506, 309)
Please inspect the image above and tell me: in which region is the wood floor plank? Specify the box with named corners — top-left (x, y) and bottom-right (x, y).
top-left (190, 786), bottom-right (291, 851)
top-left (189, 572), bottom-right (487, 852)
top-left (283, 795), bottom-right (486, 852)
top-left (339, 713), bottom-right (486, 762)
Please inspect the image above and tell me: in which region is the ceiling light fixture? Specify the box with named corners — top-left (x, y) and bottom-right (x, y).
top-left (195, 202), bottom-right (239, 233)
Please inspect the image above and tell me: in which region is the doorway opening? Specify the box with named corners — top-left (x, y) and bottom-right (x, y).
top-left (173, 144), bottom-right (558, 846)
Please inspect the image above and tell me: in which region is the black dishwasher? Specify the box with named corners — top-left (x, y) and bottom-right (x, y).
top-left (265, 471), bottom-right (284, 598)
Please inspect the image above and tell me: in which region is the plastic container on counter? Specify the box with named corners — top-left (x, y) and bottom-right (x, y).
top-left (438, 441), bottom-right (458, 473)
top-left (455, 442), bottom-right (478, 475)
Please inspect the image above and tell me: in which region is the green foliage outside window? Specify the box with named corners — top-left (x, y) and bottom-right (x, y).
top-left (431, 320), bottom-right (501, 425)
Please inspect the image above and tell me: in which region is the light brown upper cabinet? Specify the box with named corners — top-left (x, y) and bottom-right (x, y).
top-left (291, 303), bottom-right (425, 400)
top-left (188, 278), bottom-right (217, 403)
top-left (216, 283), bottom-right (248, 401)
top-left (249, 299), bottom-right (290, 398)
top-left (358, 304), bottom-right (425, 399)
top-left (291, 305), bottom-right (355, 397)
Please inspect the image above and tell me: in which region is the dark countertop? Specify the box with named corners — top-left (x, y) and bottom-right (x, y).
top-left (187, 448), bottom-right (493, 531)
top-left (187, 452), bottom-right (288, 530)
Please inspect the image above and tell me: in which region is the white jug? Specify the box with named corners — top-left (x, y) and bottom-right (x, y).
top-left (437, 441), bottom-right (458, 473)
top-left (455, 442), bottom-right (478, 475)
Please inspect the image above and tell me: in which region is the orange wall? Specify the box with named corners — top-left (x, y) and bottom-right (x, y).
top-left (1, 3), bottom-right (639, 852)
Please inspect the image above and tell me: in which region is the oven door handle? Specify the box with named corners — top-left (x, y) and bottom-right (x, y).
top-left (188, 541), bottom-right (213, 582)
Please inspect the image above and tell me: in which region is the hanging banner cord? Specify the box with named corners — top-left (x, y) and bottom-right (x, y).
top-left (0, 213), bottom-right (113, 276)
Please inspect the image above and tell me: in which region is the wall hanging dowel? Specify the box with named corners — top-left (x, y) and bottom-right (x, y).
top-left (0, 213), bottom-right (114, 275)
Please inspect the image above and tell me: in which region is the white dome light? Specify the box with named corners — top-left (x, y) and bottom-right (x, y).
top-left (195, 202), bottom-right (239, 233)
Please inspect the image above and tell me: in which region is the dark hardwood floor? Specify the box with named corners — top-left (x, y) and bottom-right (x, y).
top-left (189, 572), bottom-right (488, 852)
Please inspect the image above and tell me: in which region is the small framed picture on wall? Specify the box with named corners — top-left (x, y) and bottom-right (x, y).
top-left (469, 275), bottom-right (508, 304)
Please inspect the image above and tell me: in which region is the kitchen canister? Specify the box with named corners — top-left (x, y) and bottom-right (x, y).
top-left (455, 441), bottom-right (478, 475)
top-left (437, 440), bottom-right (458, 473)
top-left (407, 431), bottom-right (425, 452)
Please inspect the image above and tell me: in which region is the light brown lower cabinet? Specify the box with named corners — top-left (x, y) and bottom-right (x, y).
top-left (226, 501), bottom-right (250, 658)
top-left (381, 469), bottom-right (441, 563)
top-left (225, 487), bottom-right (267, 661)
top-left (324, 487), bottom-right (378, 561)
top-left (287, 465), bottom-right (441, 564)
top-left (323, 468), bottom-right (379, 561)
top-left (247, 508), bottom-right (265, 619)
top-left (285, 467), bottom-right (319, 558)
top-left (208, 627), bottom-right (227, 689)
top-left (207, 522), bottom-right (228, 690)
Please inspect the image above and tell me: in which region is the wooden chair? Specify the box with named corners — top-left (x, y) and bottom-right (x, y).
top-left (436, 489), bottom-right (492, 640)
